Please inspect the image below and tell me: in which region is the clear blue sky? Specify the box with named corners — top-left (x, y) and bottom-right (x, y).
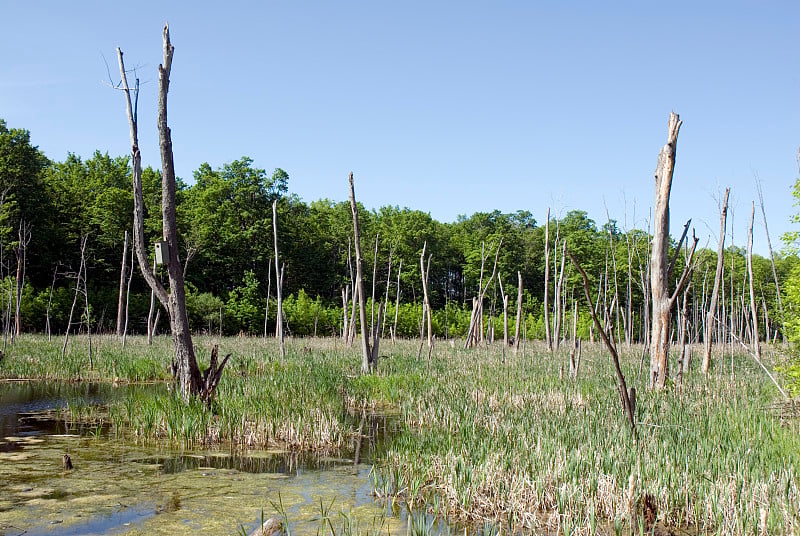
top-left (2, 1), bottom-right (798, 256)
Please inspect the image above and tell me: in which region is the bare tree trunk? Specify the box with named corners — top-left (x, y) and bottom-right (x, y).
top-left (349, 173), bottom-right (373, 373)
top-left (116, 230), bottom-right (129, 337)
top-left (420, 242), bottom-right (433, 349)
top-left (393, 259), bottom-right (402, 343)
top-left (465, 240), bottom-right (501, 349)
top-left (382, 244), bottom-right (393, 338)
top-left (118, 25), bottom-right (227, 403)
top-left (514, 271), bottom-right (522, 355)
top-left (63, 235), bottom-right (88, 359)
top-left (147, 258), bottom-right (157, 345)
top-left (370, 233), bottom-right (379, 336)
top-left (650, 112), bottom-right (698, 389)
top-left (272, 200), bottom-right (285, 358)
top-left (13, 221), bottom-right (30, 340)
top-left (747, 202), bottom-right (761, 359)
top-left (342, 286), bottom-right (349, 341)
top-left (756, 178), bottom-right (784, 341)
top-left (264, 260), bottom-right (271, 339)
top-left (122, 245), bottom-right (134, 348)
top-left (543, 208), bottom-right (552, 351)
top-left (702, 187), bottom-right (729, 374)
top-left (554, 240), bottom-right (566, 351)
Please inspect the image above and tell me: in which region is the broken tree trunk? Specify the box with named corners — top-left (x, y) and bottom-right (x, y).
top-left (702, 187), bottom-right (729, 374)
top-left (349, 173), bottom-right (373, 373)
top-left (650, 112), bottom-right (698, 389)
top-left (116, 230), bottom-right (129, 337)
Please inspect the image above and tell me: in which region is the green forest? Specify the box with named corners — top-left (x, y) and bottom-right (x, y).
top-left (1, 117), bottom-right (797, 345)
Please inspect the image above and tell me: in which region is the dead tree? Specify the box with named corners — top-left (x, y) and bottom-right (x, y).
top-left (543, 208), bottom-right (552, 351)
top-left (264, 260), bottom-right (271, 339)
top-left (118, 24), bottom-right (228, 402)
top-left (13, 220), bottom-right (31, 340)
top-left (567, 249), bottom-right (636, 435)
top-left (393, 259), bottom-right (402, 342)
top-left (702, 187), bottom-right (729, 374)
top-left (747, 202), bottom-right (761, 359)
top-left (122, 245), bottom-right (134, 348)
top-left (348, 173), bottom-right (373, 373)
top-left (420, 242), bottom-right (433, 349)
top-left (146, 258), bottom-right (157, 344)
top-left (62, 235), bottom-right (89, 363)
top-left (756, 177), bottom-right (784, 341)
top-left (464, 240), bottom-right (502, 349)
top-left (116, 230), bottom-right (129, 337)
top-left (514, 271), bottom-right (523, 355)
top-left (272, 199), bottom-right (285, 358)
top-left (649, 112), bottom-right (698, 389)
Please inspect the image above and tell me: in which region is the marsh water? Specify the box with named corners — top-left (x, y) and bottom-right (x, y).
top-left (0, 382), bottom-right (408, 535)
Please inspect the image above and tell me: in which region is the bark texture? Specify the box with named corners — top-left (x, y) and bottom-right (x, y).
top-left (348, 173), bottom-right (373, 373)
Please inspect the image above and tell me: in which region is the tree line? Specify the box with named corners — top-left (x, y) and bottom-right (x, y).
top-left (0, 117), bottom-right (796, 351)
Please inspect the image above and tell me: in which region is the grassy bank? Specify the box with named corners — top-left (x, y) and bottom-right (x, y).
top-left (1, 334), bottom-right (798, 534)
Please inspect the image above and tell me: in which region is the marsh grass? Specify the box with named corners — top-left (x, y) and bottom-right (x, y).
top-left (2, 334), bottom-right (798, 534)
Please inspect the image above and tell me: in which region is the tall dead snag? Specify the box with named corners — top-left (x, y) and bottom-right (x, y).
top-left (756, 178), bottom-right (784, 341)
top-left (702, 187), bottom-right (729, 374)
top-left (420, 241), bottom-right (433, 350)
top-left (116, 230), bottom-right (128, 337)
top-left (514, 271), bottom-right (523, 355)
top-left (464, 240), bottom-right (502, 349)
top-left (118, 24), bottom-right (228, 402)
top-left (567, 249), bottom-right (635, 435)
top-left (272, 199), bottom-right (285, 358)
top-left (348, 173), bottom-right (373, 373)
top-left (543, 208), bottom-right (552, 351)
top-left (747, 202), bottom-right (761, 359)
top-left (649, 112), bottom-right (698, 389)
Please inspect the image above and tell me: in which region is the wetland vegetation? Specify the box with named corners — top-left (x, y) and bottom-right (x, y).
top-left (2, 334), bottom-right (798, 534)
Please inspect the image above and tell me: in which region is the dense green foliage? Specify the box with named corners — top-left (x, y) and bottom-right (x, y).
top-left (0, 118), bottom-right (796, 352)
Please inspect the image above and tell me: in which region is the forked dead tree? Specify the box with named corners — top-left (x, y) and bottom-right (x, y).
top-left (747, 202), bottom-right (761, 359)
top-left (420, 241), bottom-right (433, 350)
top-left (649, 112), bottom-right (698, 389)
top-left (117, 24), bottom-right (228, 402)
top-left (702, 187), bottom-right (729, 374)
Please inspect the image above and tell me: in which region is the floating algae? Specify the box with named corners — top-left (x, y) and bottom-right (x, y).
top-left (0, 382), bottom-right (406, 535)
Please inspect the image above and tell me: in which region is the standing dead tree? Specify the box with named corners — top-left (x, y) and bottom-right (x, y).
top-left (747, 202), bottom-right (761, 359)
top-left (464, 240), bottom-right (502, 349)
top-left (272, 199), bottom-right (285, 358)
top-left (62, 235), bottom-right (91, 369)
top-left (116, 230), bottom-right (129, 337)
top-left (755, 177), bottom-right (784, 341)
top-left (543, 208), bottom-right (552, 351)
top-left (702, 187), bottom-right (729, 374)
top-left (649, 112), bottom-right (698, 389)
top-left (118, 24), bottom-right (228, 402)
top-left (420, 241), bottom-right (433, 350)
top-left (349, 173), bottom-right (374, 373)
top-left (567, 249), bottom-right (636, 435)
top-left (514, 271), bottom-right (523, 355)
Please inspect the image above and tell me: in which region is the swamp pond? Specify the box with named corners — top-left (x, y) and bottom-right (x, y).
top-left (0, 381), bottom-right (413, 535)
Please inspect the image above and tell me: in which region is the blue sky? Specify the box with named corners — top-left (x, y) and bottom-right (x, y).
top-left (2, 1), bottom-right (798, 255)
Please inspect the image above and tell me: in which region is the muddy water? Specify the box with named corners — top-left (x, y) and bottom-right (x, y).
top-left (0, 382), bottom-right (405, 535)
